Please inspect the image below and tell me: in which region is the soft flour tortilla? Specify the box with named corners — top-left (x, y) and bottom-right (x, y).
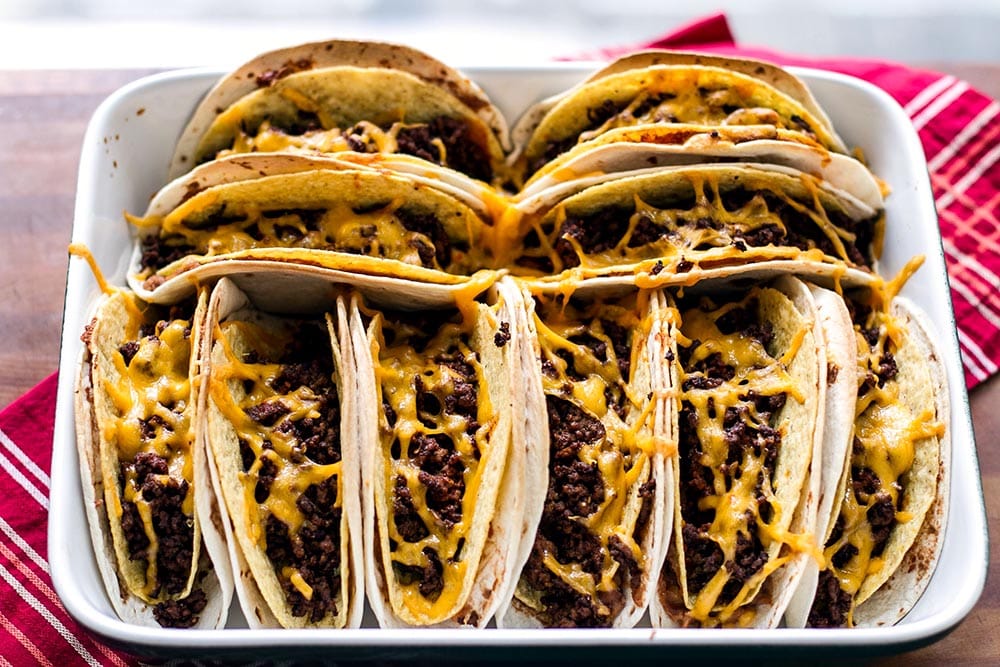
top-left (349, 287), bottom-right (523, 627)
top-left (652, 277), bottom-right (823, 628)
top-left (74, 288), bottom-right (231, 628)
top-left (171, 38), bottom-right (510, 178)
top-left (201, 277), bottom-right (363, 628)
top-left (497, 286), bottom-right (672, 629)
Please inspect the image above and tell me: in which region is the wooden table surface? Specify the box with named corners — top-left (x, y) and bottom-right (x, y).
top-left (0, 66), bottom-right (996, 664)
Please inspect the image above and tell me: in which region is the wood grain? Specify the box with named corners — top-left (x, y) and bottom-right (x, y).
top-left (0, 66), bottom-right (996, 661)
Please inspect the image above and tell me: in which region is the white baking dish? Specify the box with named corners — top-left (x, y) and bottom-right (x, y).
top-left (49, 64), bottom-right (987, 660)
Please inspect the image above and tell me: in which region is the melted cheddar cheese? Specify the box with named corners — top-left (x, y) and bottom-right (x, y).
top-left (373, 310), bottom-right (496, 623)
top-left (676, 289), bottom-right (808, 626)
top-left (516, 294), bottom-right (656, 625)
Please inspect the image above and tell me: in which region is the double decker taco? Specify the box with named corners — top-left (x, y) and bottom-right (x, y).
top-left (785, 274), bottom-right (949, 628)
top-left (170, 40), bottom-right (509, 185)
top-left (202, 278), bottom-right (362, 628)
top-left (510, 50), bottom-right (848, 184)
top-left (350, 288), bottom-right (527, 627)
top-left (498, 286), bottom-right (672, 628)
top-left (516, 125), bottom-right (884, 213)
top-left (510, 163), bottom-right (882, 287)
top-left (75, 287), bottom-right (231, 628)
top-left (652, 277), bottom-right (825, 628)
top-left (126, 158), bottom-right (500, 305)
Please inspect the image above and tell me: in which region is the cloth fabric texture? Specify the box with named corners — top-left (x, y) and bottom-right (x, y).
top-left (2, 13), bottom-right (997, 664)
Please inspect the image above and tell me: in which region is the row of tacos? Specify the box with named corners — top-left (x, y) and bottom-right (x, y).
top-left (123, 41), bottom-right (887, 309)
top-left (75, 270), bottom-right (947, 630)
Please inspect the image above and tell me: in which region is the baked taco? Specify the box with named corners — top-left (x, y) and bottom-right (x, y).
top-left (170, 40), bottom-right (509, 185)
top-left (74, 287), bottom-right (231, 628)
top-left (510, 52), bottom-right (847, 184)
top-left (349, 288), bottom-right (526, 627)
top-left (510, 163), bottom-right (882, 288)
top-left (126, 160), bottom-right (500, 305)
top-left (202, 277), bottom-right (362, 628)
top-left (785, 277), bottom-right (949, 628)
top-left (651, 277), bottom-right (824, 628)
top-left (498, 286), bottom-right (672, 628)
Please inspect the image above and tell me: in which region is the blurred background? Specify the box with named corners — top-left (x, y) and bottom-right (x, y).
top-left (1, 0), bottom-right (999, 68)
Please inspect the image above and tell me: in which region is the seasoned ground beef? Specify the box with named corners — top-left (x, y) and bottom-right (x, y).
top-left (393, 475), bottom-right (429, 543)
top-left (246, 400), bottom-right (290, 426)
top-left (520, 535), bottom-right (613, 628)
top-left (139, 235), bottom-right (197, 272)
top-left (852, 465), bottom-right (880, 497)
top-left (394, 124), bottom-right (440, 164)
top-left (547, 395), bottom-right (605, 459)
top-left (550, 191), bottom-right (875, 271)
top-left (141, 474), bottom-right (194, 595)
top-left (494, 321), bottom-right (511, 348)
top-left (553, 208), bottom-right (633, 269)
top-left (681, 524), bottom-right (724, 594)
top-left (831, 543), bottom-right (859, 569)
top-left (119, 452), bottom-right (194, 596)
top-left (720, 531), bottom-right (768, 602)
top-left (519, 395), bottom-right (614, 627)
top-left (153, 589), bottom-right (207, 628)
top-left (627, 213), bottom-right (662, 248)
top-left (867, 492), bottom-right (896, 557)
top-left (118, 340), bottom-right (140, 366)
top-left (120, 499), bottom-right (149, 561)
top-left (132, 451), bottom-right (167, 482)
top-left (808, 570), bottom-right (853, 628)
top-left (634, 479), bottom-right (656, 544)
top-left (392, 547), bottom-right (445, 601)
top-left (437, 354), bottom-right (478, 425)
top-left (395, 208), bottom-right (451, 269)
top-left (608, 534), bottom-right (640, 579)
top-left (254, 58), bottom-right (313, 87)
top-left (410, 432), bottom-right (466, 528)
top-left (254, 451), bottom-right (278, 503)
top-left (601, 319), bottom-right (632, 381)
top-left (263, 477), bottom-right (343, 622)
top-left (263, 322), bottom-right (342, 466)
top-left (397, 117), bottom-right (492, 183)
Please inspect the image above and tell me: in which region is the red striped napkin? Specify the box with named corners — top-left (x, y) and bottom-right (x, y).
top-left (2, 13), bottom-right (996, 663)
